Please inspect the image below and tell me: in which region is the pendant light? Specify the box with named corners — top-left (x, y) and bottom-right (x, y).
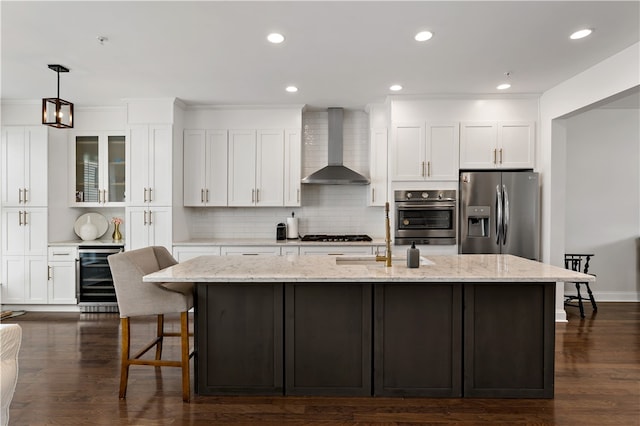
top-left (42, 64), bottom-right (74, 128)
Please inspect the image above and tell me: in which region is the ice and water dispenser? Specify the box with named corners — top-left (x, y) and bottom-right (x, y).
top-left (466, 206), bottom-right (490, 238)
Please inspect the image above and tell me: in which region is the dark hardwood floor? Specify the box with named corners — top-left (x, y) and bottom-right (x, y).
top-left (2, 302), bottom-right (638, 425)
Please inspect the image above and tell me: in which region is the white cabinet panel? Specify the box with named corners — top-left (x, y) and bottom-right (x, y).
top-left (128, 124), bottom-right (172, 206)
top-left (126, 207), bottom-right (172, 251)
top-left (48, 261), bottom-right (77, 304)
top-left (2, 208), bottom-right (47, 256)
top-left (1, 256), bottom-right (48, 304)
top-left (460, 122), bottom-right (534, 169)
top-left (369, 128), bottom-right (388, 206)
top-left (184, 129), bottom-right (229, 206)
top-left (228, 130), bottom-right (257, 206)
top-left (284, 129), bottom-right (301, 207)
top-left (392, 122), bottom-right (459, 181)
top-left (173, 246), bottom-right (221, 262)
top-left (256, 129), bottom-right (284, 207)
top-left (1, 126), bottom-right (48, 207)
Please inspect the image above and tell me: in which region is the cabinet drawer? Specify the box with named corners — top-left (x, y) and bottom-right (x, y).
top-left (299, 246), bottom-right (375, 256)
top-left (221, 246), bottom-right (281, 256)
top-left (48, 246), bottom-right (77, 261)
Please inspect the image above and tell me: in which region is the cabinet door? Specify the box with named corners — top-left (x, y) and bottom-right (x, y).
top-left (2, 209), bottom-right (26, 255)
top-left (459, 123), bottom-right (498, 169)
top-left (284, 129), bottom-right (302, 207)
top-left (1, 126), bottom-right (47, 207)
top-left (1, 256), bottom-right (26, 303)
top-left (426, 122), bottom-right (459, 181)
top-left (148, 208), bottom-right (172, 251)
top-left (106, 133), bottom-right (126, 203)
top-left (125, 207), bottom-right (149, 250)
top-left (392, 124), bottom-right (425, 181)
top-left (173, 246), bottom-right (221, 262)
top-left (26, 256), bottom-right (48, 304)
top-left (72, 134), bottom-right (101, 204)
top-left (128, 125), bottom-right (151, 205)
top-left (498, 122), bottom-right (535, 169)
top-left (24, 209), bottom-right (48, 256)
top-left (256, 130), bottom-right (284, 206)
top-left (148, 125), bottom-right (172, 206)
top-left (205, 130), bottom-right (229, 206)
top-left (228, 130), bottom-right (257, 206)
top-left (369, 128), bottom-right (388, 206)
top-left (183, 129), bottom-right (207, 206)
top-left (48, 261), bottom-right (78, 304)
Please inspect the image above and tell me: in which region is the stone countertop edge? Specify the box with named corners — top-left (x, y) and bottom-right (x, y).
top-left (143, 254), bottom-right (596, 284)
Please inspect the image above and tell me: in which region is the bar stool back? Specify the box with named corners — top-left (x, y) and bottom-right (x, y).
top-left (564, 253), bottom-right (598, 319)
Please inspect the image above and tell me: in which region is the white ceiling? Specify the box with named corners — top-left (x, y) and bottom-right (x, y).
top-left (2, 1), bottom-right (639, 110)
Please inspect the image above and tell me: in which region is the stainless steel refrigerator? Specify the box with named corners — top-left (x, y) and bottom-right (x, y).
top-left (459, 171), bottom-right (540, 260)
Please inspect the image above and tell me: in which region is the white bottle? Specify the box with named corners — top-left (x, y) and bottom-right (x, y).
top-left (79, 216), bottom-right (98, 241)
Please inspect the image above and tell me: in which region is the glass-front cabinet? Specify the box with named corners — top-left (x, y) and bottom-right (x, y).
top-left (70, 131), bottom-right (126, 206)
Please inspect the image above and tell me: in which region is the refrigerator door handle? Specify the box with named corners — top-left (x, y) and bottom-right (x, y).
top-left (502, 184), bottom-right (509, 245)
top-left (495, 185), bottom-right (502, 245)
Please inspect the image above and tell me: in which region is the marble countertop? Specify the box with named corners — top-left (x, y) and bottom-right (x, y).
top-left (143, 254), bottom-right (595, 283)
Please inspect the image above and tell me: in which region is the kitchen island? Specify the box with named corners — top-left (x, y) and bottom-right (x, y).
top-left (144, 254), bottom-right (594, 399)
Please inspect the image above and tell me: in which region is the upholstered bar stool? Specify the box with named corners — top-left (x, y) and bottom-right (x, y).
top-left (108, 246), bottom-right (194, 402)
top-left (564, 253), bottom-right (598, 319)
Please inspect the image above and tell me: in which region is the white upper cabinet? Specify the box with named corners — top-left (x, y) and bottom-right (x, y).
top-left (69, 131), bottom-right (126, 206)
top-left (284, 129), bottom-right (301, 207)
top-left (228, 129), bottom-right (285, 207)
top-left (183, 129), bottom-right (228, 207)
top-left (368, 127), bottom-right (388, 206)
top-left (392, 122), bottom-right (459, 181)
top-left (127, 124), bottom-right (172, 206)
top-left (1, 208), bottom-right (48, 256)
top-left (1, 126), bottom-right (48, 207)
top-left (460, 121), bottom-right (534, 169)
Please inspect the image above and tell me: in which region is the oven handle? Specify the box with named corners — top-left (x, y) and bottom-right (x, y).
top-left (78, 248), bottom-right (124, 255)
top-left (396, 203), bottom-right (456, 209)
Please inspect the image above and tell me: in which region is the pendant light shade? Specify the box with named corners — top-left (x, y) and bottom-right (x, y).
top-left (42, 64), bottom-right (74, 128)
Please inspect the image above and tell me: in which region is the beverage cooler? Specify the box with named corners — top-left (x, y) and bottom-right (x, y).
top-left (76, 246), bottom-right (123, 312)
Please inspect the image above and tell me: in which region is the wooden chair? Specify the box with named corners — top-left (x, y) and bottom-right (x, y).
top-left (107, 246), bottom-right (194, 402)
top-left (564, 253), bottom-right (598, 319)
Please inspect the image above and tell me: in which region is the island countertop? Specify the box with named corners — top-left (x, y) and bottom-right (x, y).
top-left (143, 254), bottom-right (594, 283)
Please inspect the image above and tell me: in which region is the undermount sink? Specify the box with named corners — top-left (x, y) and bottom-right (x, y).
top-left (335, 256), bottom-right (433, 266)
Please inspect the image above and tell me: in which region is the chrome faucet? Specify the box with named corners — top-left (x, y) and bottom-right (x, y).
top-left (376, 202), bottom-right (392, 267)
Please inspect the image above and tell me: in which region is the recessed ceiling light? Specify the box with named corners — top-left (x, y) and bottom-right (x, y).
top-left (497, 83), bottom-right (511, 90)
top-left (267, 33), bottom-right (285, 44)
top-left (285, 86), bottom-right (298, 93)
top-left (414, 31), bottom-right (434, 42)
top-left (390, 84), bottom-right (403, 91)
top-left (570, 28), bottom-right (593, 40)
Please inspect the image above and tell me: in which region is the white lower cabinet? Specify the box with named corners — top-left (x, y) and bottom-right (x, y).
top-left (299, 246), bottom-right (376, 256)
top-left (173, 246), bottom-right (221, 262)
top-left (126, 207), bottom-right (172, 251)
top-left (47, 246), bottom-right (78, 304)
top-left (1, 256), bottom-right (48, 304)
top-left (221, 246), bottom-right (281, 256)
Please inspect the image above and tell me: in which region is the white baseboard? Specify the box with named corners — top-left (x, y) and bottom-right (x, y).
top-left (591, 291), bottom-right (640, 302)
top-left (1, 304), bottom-right (80, 313)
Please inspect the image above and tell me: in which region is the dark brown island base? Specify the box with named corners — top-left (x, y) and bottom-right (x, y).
top-left (144, 254), bottom-right (594, 399)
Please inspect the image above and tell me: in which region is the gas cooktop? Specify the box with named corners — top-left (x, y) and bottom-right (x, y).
top-left (300, 234), bottom-right (373, 242)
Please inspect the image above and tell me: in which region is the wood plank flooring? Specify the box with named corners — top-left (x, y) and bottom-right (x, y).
top-left (2, 302), bottom-right (638, 425)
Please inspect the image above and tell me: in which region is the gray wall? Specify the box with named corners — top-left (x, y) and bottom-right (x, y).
top-left (565, 107), bottom-right (640, 301)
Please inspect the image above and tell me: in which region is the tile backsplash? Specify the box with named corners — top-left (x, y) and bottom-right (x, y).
top-left (186, 110), bottom-right (385, 240)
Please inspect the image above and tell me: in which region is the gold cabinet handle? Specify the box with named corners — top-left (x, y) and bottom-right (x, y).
top-left (256, 189), bottom-right (260, 203)
top-left (148, 188), bottom-right (152, 202)
top-left (143, 210), bottom-right (147, 225)
top-left (18, 211), bottom-right (22, 226)
top-left (23, 211), bottom-right (28, 226)
top-left (252, 189), bottom-right (255, 203)
top-left (206, 189), bottom-right (209, 203)
top-left (23, 188), bottom-right (28, 203)
top-left (422, 161), bottom-right (426, 177)
top-left (148, 210), bottom-right (152, 225)
top-left (499, 148), bottom-right (503, 164)
top-left (18, 188), bottom-right (22, 204)
top-left (297, 189), bottom-right (300, 203)
top-left (427, 161), bottom-right (431, 177)
top-left (48, 266), bottom-right (53, 280)
top-left (372, 188), bottom-right (375, 203)
top-left (201, 189), bottom-right (204, 203)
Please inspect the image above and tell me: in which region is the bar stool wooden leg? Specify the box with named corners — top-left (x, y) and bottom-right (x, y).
top-left (585, 283), bottom-right (598, 311)
top-left (180, 311), bottom-right (190, 402)
top-left (155, 314), bottom-right (164, 361)
top-left (119, 317), bottom-right (131, 399)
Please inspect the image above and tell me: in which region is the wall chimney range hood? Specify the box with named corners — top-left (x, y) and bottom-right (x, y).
top-left (301, 107), bottom-right (370, 185)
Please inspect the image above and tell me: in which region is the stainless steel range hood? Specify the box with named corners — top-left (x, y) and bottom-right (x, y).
top-left (301, 108), bottom-right (370, 185)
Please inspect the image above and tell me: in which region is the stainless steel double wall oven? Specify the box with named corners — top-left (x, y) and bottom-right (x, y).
top-left (394, 190), bottom-right (457, 245)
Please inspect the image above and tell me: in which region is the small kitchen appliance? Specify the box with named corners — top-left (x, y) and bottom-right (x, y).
top-left (276, 223), bottom-right (287, 240)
